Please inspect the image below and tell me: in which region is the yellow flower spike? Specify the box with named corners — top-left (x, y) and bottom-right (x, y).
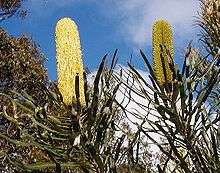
top-left (55, 17), bottom-right (85, 106)
top-left (152, 20), bottom-right (174, 87)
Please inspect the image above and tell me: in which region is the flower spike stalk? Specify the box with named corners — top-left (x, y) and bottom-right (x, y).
top-left (55, 17), bottom-right (85, 106)
top-left (152, 19), bottom-right (174, 87)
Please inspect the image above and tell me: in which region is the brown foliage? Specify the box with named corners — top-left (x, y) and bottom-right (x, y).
top-left (0, 28), bottom-right (51, 172)
top-left (0, 28), bottom-right (48, 105)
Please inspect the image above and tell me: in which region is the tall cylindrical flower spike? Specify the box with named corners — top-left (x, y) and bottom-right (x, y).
top-left (55, 17), bottom-right (85, 106)
top-left (152, 20), bottom-right (174, 87)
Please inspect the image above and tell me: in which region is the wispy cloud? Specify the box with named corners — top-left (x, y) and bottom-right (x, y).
top-left (97, 0), bottom-right (200, 49)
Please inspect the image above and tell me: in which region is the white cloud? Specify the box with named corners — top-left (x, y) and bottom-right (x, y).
top-left (98, 0), bottom-right (200, 49)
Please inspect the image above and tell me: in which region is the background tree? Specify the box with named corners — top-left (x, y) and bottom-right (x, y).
top-left (190, 0), bottom-right (220, 112)
top-left (0, 0), bottom-right (27, 21)
top-left (198, 0), bottom-right (220, 56)
top-left (0, 28), bottom-right (48, 106)
top-left (0, 28), bottom-right (49, 172)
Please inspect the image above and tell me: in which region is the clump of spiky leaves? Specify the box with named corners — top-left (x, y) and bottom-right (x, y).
top-left (55, 17), bottom-right (85, 106)
top-left (152, 20), bottom-right (174, 90)
top-left (121, 15), bottom-right (220, 171)
top-left (186, 47), bottom-right (220, 111)
top-left (124, 46), bottom-right (220, 172)
top-left (0, 51), bottom-right (148, 173)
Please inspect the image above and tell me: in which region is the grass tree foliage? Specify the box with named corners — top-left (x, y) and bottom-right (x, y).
top-left (0, 0), bottom-right (220, 172)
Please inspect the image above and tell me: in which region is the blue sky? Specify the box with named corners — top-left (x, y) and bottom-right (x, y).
top-left (1, 0), bottom-right (200, 80)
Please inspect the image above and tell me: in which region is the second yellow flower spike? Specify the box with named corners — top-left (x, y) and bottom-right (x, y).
top-left (152, 20), bottom-right (174, 87)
